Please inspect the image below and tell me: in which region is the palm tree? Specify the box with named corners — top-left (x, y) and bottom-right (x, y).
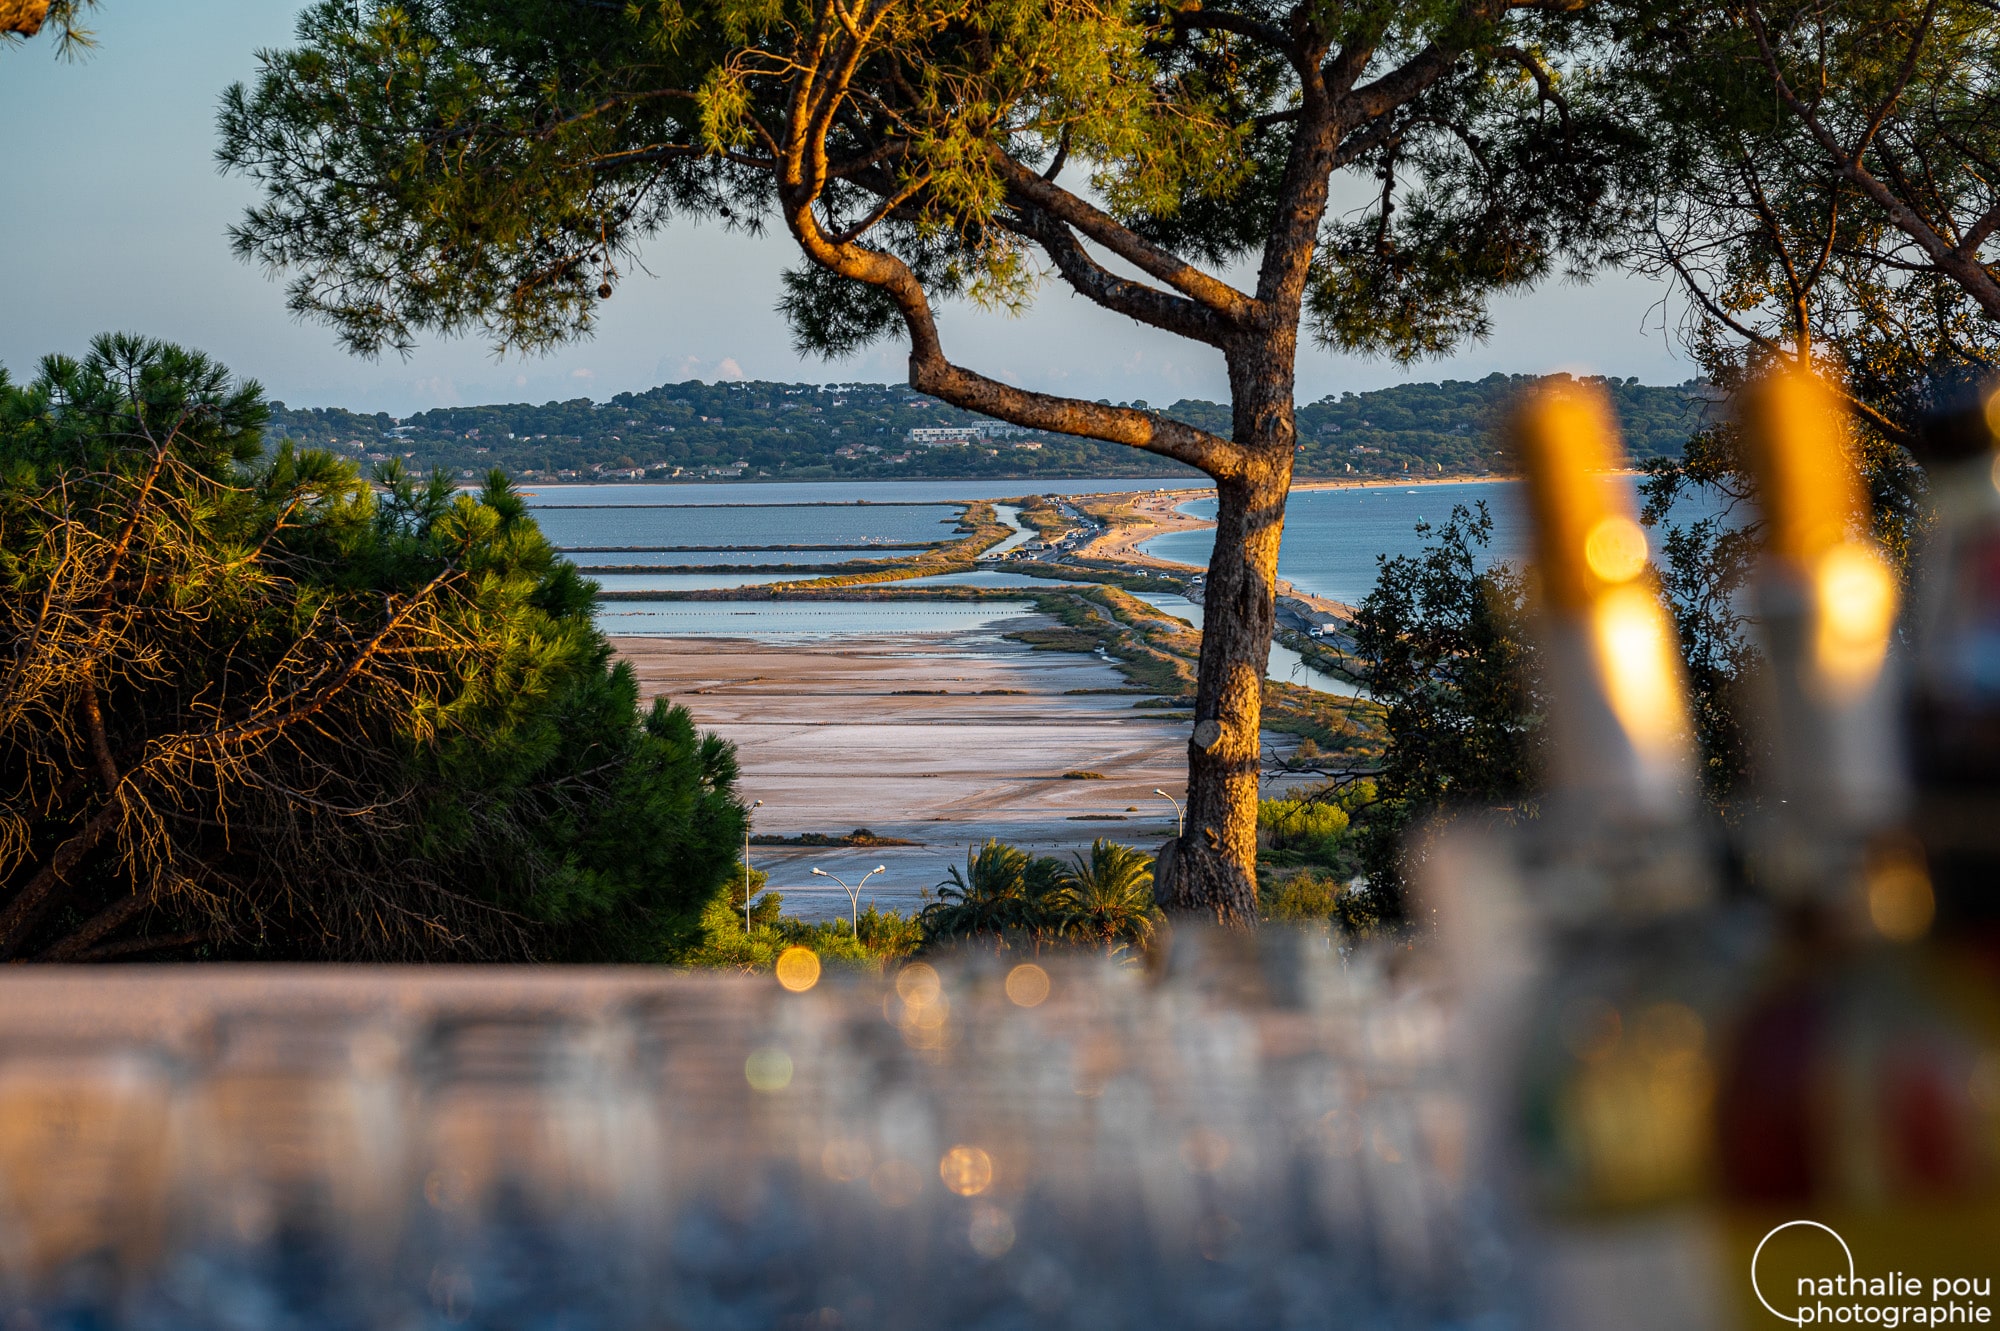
top-left (920, 840), bottom-right (1073, 947)
top-left (1055, 841), bottom-right (1161, 953)
top-left (920, 841), bottom-right (1029, 944)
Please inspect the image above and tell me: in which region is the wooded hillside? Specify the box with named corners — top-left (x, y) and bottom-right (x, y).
top-left (266, 374), bottom-right (1710, 484)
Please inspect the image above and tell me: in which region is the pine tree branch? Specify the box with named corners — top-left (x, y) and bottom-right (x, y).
top-left (992, 153), bottom-right (1259, 325)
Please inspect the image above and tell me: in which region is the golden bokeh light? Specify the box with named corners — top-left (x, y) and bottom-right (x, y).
top-left (1812, 542), bottom-right (1897, 698)
top-left (891, 961), bottom-right (952, 1049)
top-left (1867, 858), bottom-right (1935, 943)
top-left (896, 962), bottom-right (941, 1007)
top-left (1739, 367), bottom-right (1899, 698)
top-left (939, 1144), bottom-right (995, 1196)
top-left (1583, 516), bottom-right (1648, 585)
top-left (1550, 996), bottom-right (1717, 1207)
top-left (1004, 963), bottom-right (1050, 1008)
top-left (775, 946), bottom-right (821, 993)
top-left (1590, 584), bottom-right (1689, 757)
top-left (744, 1047), bottom-right (794, 1092)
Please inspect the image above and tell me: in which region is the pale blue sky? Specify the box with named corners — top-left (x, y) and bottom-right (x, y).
top-left (0, 4), bottom-right (1690, 416)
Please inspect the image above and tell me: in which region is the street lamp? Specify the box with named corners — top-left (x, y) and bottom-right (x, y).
top-left (744, 800), bottom-right (762, 933)
top-left (811, 864), bottom-right (886, 938)
top-left (1153, 788), bottom-right (1184, 838)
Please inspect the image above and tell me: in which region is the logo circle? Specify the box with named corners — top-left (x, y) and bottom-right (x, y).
top-left (1750, 1221), bottom-right (1856, 1325)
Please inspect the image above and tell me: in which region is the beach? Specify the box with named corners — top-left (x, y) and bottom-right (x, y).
top-left (1078, 474), bottom-right (1512, 615)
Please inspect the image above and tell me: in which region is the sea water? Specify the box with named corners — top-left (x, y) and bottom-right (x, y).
top-left (567, 549), bottom-right (918, 568)
top-left (1142, 482), bottom-right (1525, 605)
top-left (531, 502), bottom-right (965, 549)
top-left (1142, 480), bottom-right (1737, 605)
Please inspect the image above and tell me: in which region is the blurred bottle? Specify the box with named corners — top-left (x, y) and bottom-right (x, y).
top-left (1707, 369), bottom-right (2000, 1322)
top-left (1908, 375), bottom-right (2000, 916)
top-left (145, 1012), bottom-right (406, 1331)
top-left (1735, 367), bottom-right (1906, 907)
top-left (0, 1039), bottom-right (174, 1330)
top-left (1498, 380), bottom-right (1747, 1331)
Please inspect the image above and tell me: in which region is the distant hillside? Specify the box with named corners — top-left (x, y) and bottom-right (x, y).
top-left (266, 374), bottom-right (1711, 483)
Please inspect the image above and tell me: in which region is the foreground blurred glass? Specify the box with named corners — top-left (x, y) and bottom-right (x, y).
top-left (0, 944), bottom-right (1514, 1331)
top-left (0, 1039), bottom-right (173, 1328)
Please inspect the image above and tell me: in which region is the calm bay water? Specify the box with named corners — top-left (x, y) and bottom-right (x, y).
top-left (565, 478), bottom-right (1726, 698)
top-left (568, 549), bottom-right (903, 568)
top-left (1143, 479), bottom-right (1735, 605)
top-left (588, 573), bottom-right (802, 593)
top-left (1142, 482), bottom-right (1525, 605)
top-left (532, 503), bottom-right (962, 549)
top-left (546, 479), bottom-right (1539, 599)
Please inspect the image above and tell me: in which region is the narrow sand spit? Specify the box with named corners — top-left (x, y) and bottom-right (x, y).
top-left (615, 629), bottom-right (1288, 922)
top-left (1082, 488), bottom-right (1213, 571)
top-left (1081, 474), bottom-right (1512, 572)
top-left (1082, 488), bottom-right (1353, 619)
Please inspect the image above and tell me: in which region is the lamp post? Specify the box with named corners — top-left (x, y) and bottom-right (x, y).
top-left (1153, 788), bottom-right (1184, 838)
top-left (744, 800), bottom-right (762, 933)
top-left (811, 865), bottom-right (886, 938)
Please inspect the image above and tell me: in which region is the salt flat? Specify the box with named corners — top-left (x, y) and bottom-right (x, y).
top-left (613, 628), bottom-right (1210, 921)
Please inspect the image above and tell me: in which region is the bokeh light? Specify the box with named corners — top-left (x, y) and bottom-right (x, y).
top-left (1867, 857), bottom-right (1935, 942)
top-left (868, 1158), bottom-right (923, 1208)
top-left (1004, 963), bottom-right (1050, 1007)
top-left (1813, 542), bottom-right (1898, 699)
top-left (968, 1202), bottom-right (1015, 1258)
top-left (1591, 584), bottom-right (1688, 756)
top-left (938, 1145), bottom-right (994, 1196)
top-left (1583, 515), bottom-right (1648, 584)
top-left (775, 946), bottom-right (821, 992)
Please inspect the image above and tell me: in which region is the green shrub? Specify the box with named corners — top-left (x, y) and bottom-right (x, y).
top-left (1257, 797), bottom-right (1350, 850)
top-left (1260, 870), bottom-right (1382, 936)
top-left (1264, 873), bottom-right (1341, 921)
top-left (683, 884), bottom-right (920, 971)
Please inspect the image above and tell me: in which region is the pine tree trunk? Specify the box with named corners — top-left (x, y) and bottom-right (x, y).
top-left (1154, 357), bottom-right (1296, 924)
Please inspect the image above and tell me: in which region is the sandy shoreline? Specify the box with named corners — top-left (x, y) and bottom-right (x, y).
top-left (1077, 473), bottom-right (1512, 615)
